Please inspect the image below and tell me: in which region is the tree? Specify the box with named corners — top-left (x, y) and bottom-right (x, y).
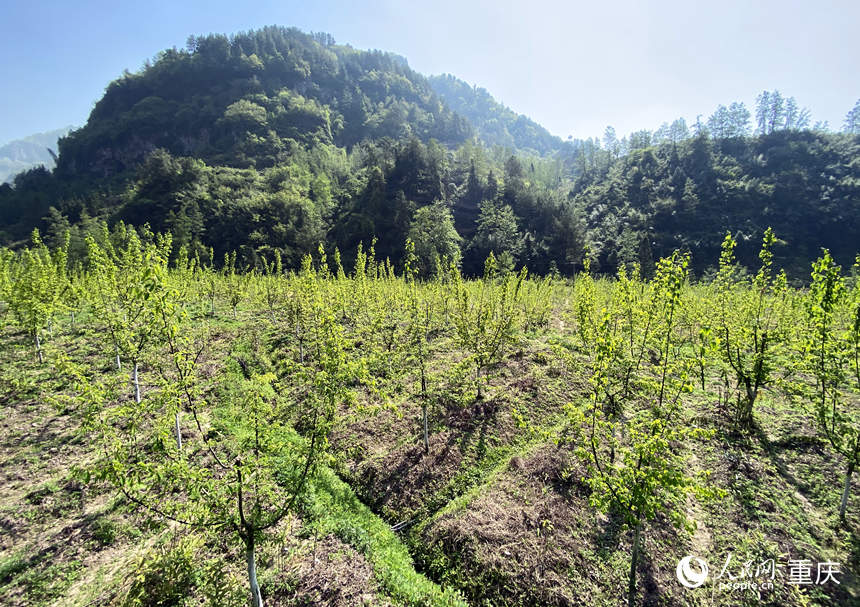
top-left (726, 102), bottom-right (751, 136)
top-left (468, 200), bottom-right (524, 272)
top-left (406, 201), bottom-right (462, 276)
top-left (707, 106), bottom-right (731, 138)
top-left (784, 96), bottom-right (811, 130)
top-left (603, 126), bottom-right (620, 159)
top-left (628, 130), bottom-right (652, 151)
top-left (58, 265), bottom-right (351, 607)
top-left (708, 102), bottom-right (751, 138)
top-left (451, 261), bottom-right (526, 398)
top-left (804, 250), bottom-right (860, 522)
top-left (844, 99), bottom-right (860, 134)
top-left (406, 279), bottom-right (434, 452)
top-left (756, 90), bottom-right (809, 134)
top-left (667, 118), bottom-right (689, 145)
top-left (0, 248), bottom-right (13, 326)
top-left (87, 226), bottom-right (171, 405)
top-left (8, 230), bottom-right (69, 364)
top-left (756, 90), bottom-right (784, 134)
top-left (549, 203), bottom-right (587, 274)
top-left (571, 251), bottom-right (718, 607)
top-left (714, 229), bottom-right (787, 429)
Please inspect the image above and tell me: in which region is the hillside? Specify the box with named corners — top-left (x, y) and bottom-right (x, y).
top-left (0, 26), bottom-right (856, 281)
top-left (54, 28), bottom-right (471, 178)
top-left (0, 233), bottom-right (858, 606)
top-left (428, 74), bottom-right (565, 155)
top-left (2, 14), bottom-right (859, 607)
top-left (570, 130), bottom-right (860, 277)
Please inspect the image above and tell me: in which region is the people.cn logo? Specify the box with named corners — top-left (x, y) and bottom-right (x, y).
top-left (676, 555), bottom-right (709, 589)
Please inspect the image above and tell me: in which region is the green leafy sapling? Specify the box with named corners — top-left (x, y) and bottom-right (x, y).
top-left (407, 280), bottom-right (434, 452)
top-left (574, 250), bottom-right (596, 347)
top-left (8, 230), bottom-right (69, 363)
top-left (59, 302), bottom-right (348, 607)
top-left (805, 250), bottom-right (860, 522)
top-left (87, 229), bottom-right (171, 403)
top-left (223, 250), bottom-right (248, 318)
top-left (451, 256), bottom-right (526, 399)
top-left (572, 251), bottom-right (720, 607)
top-left (715, 229), bottom-right (787, 428)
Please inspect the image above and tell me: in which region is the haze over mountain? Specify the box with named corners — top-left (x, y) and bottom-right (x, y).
top-left (0, 127), bottom-right (73, 184)
top-left (0, 26), bottom-right (857, 280)
top-left (428, 74), bottom-right (564, 156)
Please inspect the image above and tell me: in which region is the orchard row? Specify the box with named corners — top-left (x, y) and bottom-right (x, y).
top-left (0, 226), bottom-right (857, 607)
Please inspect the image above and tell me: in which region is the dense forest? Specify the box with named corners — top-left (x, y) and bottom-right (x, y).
top-left (0, 25), bottom-right (858, 279)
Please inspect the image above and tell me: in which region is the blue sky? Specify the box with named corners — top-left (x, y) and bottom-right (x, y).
top-left (1, 0), bottom-right (858, 144)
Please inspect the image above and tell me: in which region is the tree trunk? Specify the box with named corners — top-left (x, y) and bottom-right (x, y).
top-left (246, 536), bottom-right (264, 607)
top-left (840, 461), bottom-right (854, 521)
top-left (476, 366), bottom-right (482, 399)
top-left (115, 345), bottom-right (122, 372)
top-left (421, 368), bottom-right (429, 453)
top-left (174, 410), bottom-right (183, 452)
top-left (35, 333), bottom-right (43, 364)
top-left (133, 362), bottom-right (141, 404)
top-left (628, 522), bottom-right (642, 607)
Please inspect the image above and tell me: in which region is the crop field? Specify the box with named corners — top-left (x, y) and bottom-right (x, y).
top-left (0, 228), bottom-right (858, 606)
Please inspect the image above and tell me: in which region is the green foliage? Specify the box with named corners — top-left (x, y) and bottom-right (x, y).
top-left (86, 223), bottom-right (172, 398)
top-left (568, 250), bottom-right (722, 607)
top-left (428, 73), bottom-right (563, 155)
top-left (406, 201), bottom-right (462, 277)
top-left (0, 553), bottom-right (28, 586)
top-left (714, 229), bottom-right (788, 429)
top-left (7, 229), bottom-right (69, 362)
top-left (469, 200), bottom-right (524, 267)
top-left (803, 249), bottom-right (860, 520)
top-left (124, 536), bottom-right (199, 607)
top-left (569, 130), bottom-right (860, 278)
top-left (451, 262), bottom-right (526, 398)
top-left (2, 220), bottom-right (859, 607)
top-left (54, 245), bottom-right (358, 605)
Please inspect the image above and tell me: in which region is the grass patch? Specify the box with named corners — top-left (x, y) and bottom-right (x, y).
top-left (304, 465), bottom-right (468, 607)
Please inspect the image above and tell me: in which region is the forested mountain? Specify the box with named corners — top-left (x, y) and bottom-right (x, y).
top-left (0, 25), bottom-right (857, 280)
top-left (428, 74), bottom-right (564, 155)
top-left (54, 27), bottom-right (471, 177)
top-left (0, 127), bottom-right (72, 184)
top-left (571, 130), bottom-right (860, 277)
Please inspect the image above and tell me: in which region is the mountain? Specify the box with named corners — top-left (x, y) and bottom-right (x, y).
top-left (55, 27), bottom-right (472, 178)
top-left (428, 74), bottom-right (565, 155)
top-left (570, 130), bottom-right (860, 277)
top-left (0, 26), bottom-right (582, 273)
top-left (0, 25), bottom-right (857, 280)
top-left (0, 127), bottom-right (73, 184)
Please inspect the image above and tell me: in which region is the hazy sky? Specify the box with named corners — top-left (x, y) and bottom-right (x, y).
top-left (1, 0), bottom-right (858, 144)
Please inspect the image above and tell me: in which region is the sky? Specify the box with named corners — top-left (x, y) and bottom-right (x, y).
top-left (1, 0), bottom-right (858, 144)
